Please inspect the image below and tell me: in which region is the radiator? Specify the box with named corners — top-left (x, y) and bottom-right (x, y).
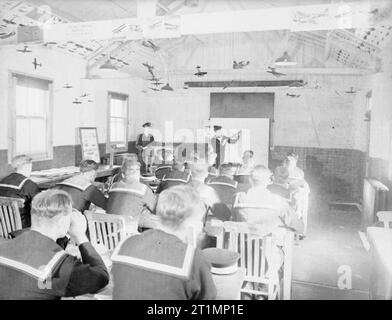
top-left (362, 178), bottom-right (389, 229)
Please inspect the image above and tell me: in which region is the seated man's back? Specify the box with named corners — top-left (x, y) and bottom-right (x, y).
top-left (0, 155), bottom-right (40, 228)
top-left (55, 160), bottom-right (107, 213)
top-left (107, 180), bottom-right (156, 217)
top-left (156, 168), bottom-right (191, 194)
top-left (0, 190), bottom-right (109, 300)
top-left (112, 229), bottom-right (215, 300)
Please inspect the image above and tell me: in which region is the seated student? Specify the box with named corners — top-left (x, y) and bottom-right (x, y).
top-left (154, 149), bottom-right (174, 180)
top-left (107, 160), bottom-right (157, 228)
top-left (207, 163), bottom-right (238, 204)
top-left (56, 160), bottom-right (107, 213)
top-left (189, 159), bottom-right (219, 209)
top-left (111, 185), bottom-right (217, 300)
top-left (155, 161), bottom-right (191, 194)
top-left (236, 150), bottom-right (255, 175)
top-left (0, 189), bottom-right (109, 300)
top-left (111, 154), bottom-right (139, 184)
top-left (284, 152), bottom-right (305, 186)
top-left (234, 165), bottom-right (294, 227)
top-left (267, 166), bottom-right (291, 201)
top-left (206, 163), bottom-right (239, 221)
top-left (0, 155), bottom-right (40, 228)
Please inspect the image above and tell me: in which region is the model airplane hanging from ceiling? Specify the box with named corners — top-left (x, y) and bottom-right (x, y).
top-left (288, 80), bottom-right (308, 88)
top-left (222, 80), bottom-right (235, 90)
top-left (16, 46), bottom-right (32, 53)
top-left (345, 87), bottom-right (361, 94)
top-left (194, 66), bottom-right (207, 77)
top-left (148, 87), bottom-right (160, 92)
top-left (286, 93), bottom-right (301, 98)
top-left (233, 60), bottom-right (250, 69)
top-left (80, 93), bottom-right (90, 98)
top-left (142, 62), bottom-right (160, 82)
top-left (142, 40), bottom-right (160, 52)
top-left (72, 98), bottom-right (82, 104)
top-left (63, 83), bottom-right (73, 89)
top-left (32, 58), bottom-right (42, 70)
top-left (266, 66), bottom-right (286, 77)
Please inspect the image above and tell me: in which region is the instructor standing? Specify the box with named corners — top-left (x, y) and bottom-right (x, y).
top-left (136, 122), bottom-right (154, 174)
top-left (210, 125), bottom-right (241, 169)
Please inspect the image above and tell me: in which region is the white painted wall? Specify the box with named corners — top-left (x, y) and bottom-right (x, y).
top-left (137, 74), bottom-right (368, 151)
top-left (0, 45), bottom-right (143, 154)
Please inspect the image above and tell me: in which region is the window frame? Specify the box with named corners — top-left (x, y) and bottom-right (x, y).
top-left (106, 91), bottom-right (129, 154)
top-left (8, 71), bottom-right (54, 163)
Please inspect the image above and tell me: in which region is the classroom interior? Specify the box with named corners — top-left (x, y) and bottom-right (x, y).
top-left (0, 0), bottom-right (392, 300)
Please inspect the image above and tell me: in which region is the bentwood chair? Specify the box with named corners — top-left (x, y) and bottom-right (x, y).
top-left (85, 211), bottom-right (129, 252)
top-left (0, 196), bottom-right (24, 239)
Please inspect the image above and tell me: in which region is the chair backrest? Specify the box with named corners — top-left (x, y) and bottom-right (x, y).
top-left (208, 183), bottom-right (237, 207)
top-left (232, 194), bottom-right (283, 226)
top-left (85, 211), bottom-right (127, 251)
top-left (376, 211), bottom-right (392, 229)
top-left (107, 189), bottom-right (145, 218)
top-left (0, 197), bottom-right (24, 239)
top-left (218, 221), bottom-right (279, 282)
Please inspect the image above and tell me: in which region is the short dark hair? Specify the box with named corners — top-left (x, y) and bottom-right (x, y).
top-left (80, 159), bottom-right (99, 173)
top-left (287, 152), bottom-right (299, 160)
top-left (244, 150), bottom-right (254, 157)
top-left (219, 163), bottom-right (236, 176)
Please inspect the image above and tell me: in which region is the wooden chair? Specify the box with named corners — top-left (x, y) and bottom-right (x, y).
top-left (376, 211), bottom-right (392, 229)
top-left (0, 196), bottom-right (24, 239)
top-left (214, 221), bottom-right (293, 300)
top-left (84, 211), bottom-right (128, 252)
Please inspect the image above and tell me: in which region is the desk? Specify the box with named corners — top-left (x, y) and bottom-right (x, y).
top-left (367, 227), bottom-right (392, 300)
top-left (66, 268), bottom-right (245, 300)
top-left (31, 165), bottom-right (120, 189)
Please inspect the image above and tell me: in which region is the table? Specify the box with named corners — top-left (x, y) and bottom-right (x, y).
top-left (31, 165), bottom-right (121, 189)
top-left (367, 227), bottom-right (392, 300)
top-left (66, 268), bottom-right (245, 300)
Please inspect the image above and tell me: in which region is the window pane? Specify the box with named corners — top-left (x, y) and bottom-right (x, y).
top-left (16, 85), bottom-right (47, 117)
top-left (16, 118), bottom-right (46, 155)
top-left (110, 118), bottom-right (126, 143)
top-left (110, 98), bottom-right (126, 117)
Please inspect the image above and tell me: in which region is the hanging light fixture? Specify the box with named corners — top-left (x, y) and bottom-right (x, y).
top-left (161, 83), bottom-right (173, 91)
top-left (99, 60), bottom-right (118, 71)
top-left (274, 31), bottom-right (297, 67)
top-left (274, 51), bottom-right (297, 66)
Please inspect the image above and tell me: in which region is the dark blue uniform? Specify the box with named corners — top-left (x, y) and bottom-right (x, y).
top-left (111, 229), bottom-right (216, 300)
top-left (0, 172), bottom-right (40, 228)
top-left (0, 230), bottom-right (109, 299)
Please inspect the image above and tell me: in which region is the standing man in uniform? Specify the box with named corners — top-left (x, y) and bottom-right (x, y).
top-left (0, 155), bottom-right (40, 228)
top-left (210, 125), bottom-right (242, 169)
top-left (136, 122), bottom-right (155, 174)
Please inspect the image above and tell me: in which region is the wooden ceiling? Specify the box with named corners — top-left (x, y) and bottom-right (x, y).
top-left (1, 0), bottom-right (391, 79)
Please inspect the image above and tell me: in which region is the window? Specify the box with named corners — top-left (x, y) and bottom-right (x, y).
top-left (9, 74), bottom-right (53, 161)
top-left (107, 92), bottom-right (129, 152)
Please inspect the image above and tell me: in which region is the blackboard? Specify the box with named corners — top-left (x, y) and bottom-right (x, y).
top-left (210, 92), bottom-right (274, 119)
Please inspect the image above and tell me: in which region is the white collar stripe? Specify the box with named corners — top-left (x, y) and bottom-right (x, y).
top-left (0, 250), bottom-right (67, 281)
top-left (208, 181), bottom-right (237, 188)
top-left (57, 182), bottom-right (90, 191)
top-left (109, 185), bottom-right (146, 196)
top-left (111, 243), bottom-right (194, 279)
top-left (0, 178), bottom-right (29, 190)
